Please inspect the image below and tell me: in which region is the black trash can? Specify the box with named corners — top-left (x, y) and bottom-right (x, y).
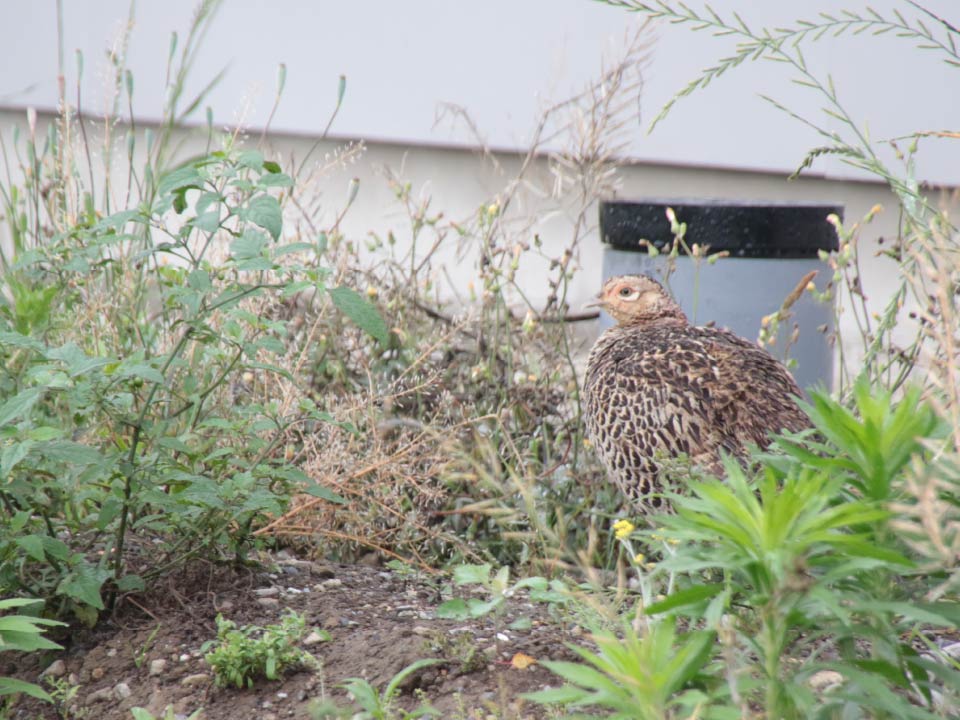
top-left (599, 199), bottom-right (841, 390)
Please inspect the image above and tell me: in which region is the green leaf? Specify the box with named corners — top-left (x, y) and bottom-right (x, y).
top-left (0, 387), bottom-right (41, 427)
top-left (158, 164), bottom-right (203, 196)
top-left (329, 286), bottom-right (390, 344)
top-left (231, 229), bottom-right (268, 261)
top-left (383, 658), bottom-right (444, 702)
top-left (453, 563), bottom-right (492, 586)
top-left (15, 535), bottom-right (45, 561)
top-left (302, 482), bottom-right (348, 505)
top-left (237, 149), bottom-right (265, 171)
top-left (57, 564), bottom-right (110, 610)
top-left (245, 195), bottom-right (282, 241)
top-left (435, 599), bottom-right (471, 620)
top-left (0, 677), bottom-right (53, 701)
top-left (117, 574), bottom-right (146, 592)
top-left (645, 583), bottom-right (725, 615)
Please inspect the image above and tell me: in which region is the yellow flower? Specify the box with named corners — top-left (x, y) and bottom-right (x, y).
top-left (633, 553), bottom-right (645, 565)
top-left (582, 438), bottom-right (593, 449)
top-left (613, 519), bottom-right (635, 540)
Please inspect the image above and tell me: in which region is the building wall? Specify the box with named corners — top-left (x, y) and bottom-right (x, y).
top-left (1, 109), bottom-right (954, 386)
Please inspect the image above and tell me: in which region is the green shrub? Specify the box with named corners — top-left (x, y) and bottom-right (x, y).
top-left (532, 387), bottom-right (960, 718)
top-left (202, 609), bottom-right (325, 688)
top-left (0, 597), bottom-right (66, 703)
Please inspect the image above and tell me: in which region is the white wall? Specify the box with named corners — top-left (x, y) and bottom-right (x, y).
top-left (1, 1), bottom-right (958, 184)
top-left (2, 108), bottom-right (952, 388)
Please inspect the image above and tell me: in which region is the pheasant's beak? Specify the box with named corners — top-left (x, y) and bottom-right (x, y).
top-left (584, 292), bottom-right (604, 310)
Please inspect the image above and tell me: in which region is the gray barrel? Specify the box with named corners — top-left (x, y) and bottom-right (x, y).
top-left (599, 199), bottom-right (841, 390)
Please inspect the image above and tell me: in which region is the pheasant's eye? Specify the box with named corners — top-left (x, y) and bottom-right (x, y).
top-left (618, 287), bottom-right (633, 297)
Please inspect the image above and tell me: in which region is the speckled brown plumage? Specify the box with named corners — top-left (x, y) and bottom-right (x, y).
top-left (583, 274), bottom-right (809, 507)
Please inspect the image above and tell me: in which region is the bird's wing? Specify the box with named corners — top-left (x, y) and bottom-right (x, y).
top-left (587, 329), bottom-right (738, 469)
top-left (696, 328), bottom-right (810, 448)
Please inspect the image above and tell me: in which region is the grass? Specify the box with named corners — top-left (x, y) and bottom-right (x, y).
top-left (1, 1), bottom-right (959, 718)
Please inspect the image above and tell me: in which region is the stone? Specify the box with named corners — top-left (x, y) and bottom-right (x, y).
top-left (257, 597), bottom-right (281, 609)
top-left (41, 659), bottom-right (66, 678)
top-left (941, 642), bottom-right (960, 661)
top-left (114, 682), bottom-right (132, 699)
top-left (90, 667), bottom-right (105, 681)
top-left (358, 552), bottom-right (381, 568)
top-left (86, 687), bottom-right (114, 704)
top-left (808, 670), bottom-right (844, 692)
top-left (309, 564), bottom-right (336, 579)
top-left (254, 587), bottom-right (280, 598)
top-left (181, 673), bottom-right (210, 687)
top-left (148, 659), bottom-right (167, 676)
top-left (303, 630), bottom-right (327, 647)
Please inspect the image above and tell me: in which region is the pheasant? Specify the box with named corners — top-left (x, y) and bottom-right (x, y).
top-left (583, 274), bottom-right (809, 507)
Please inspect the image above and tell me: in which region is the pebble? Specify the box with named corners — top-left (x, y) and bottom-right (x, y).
top-left (321, 578), bottom-right (343, 589)
top-left (254, 587), bottom-right (280, 598)
top-left (412, 626), bottom-right (432, 637)
top-left (148, 659), bottom-right (167, 676)
top-left (808, 670), bottom-right (844, 692)
top-left (87, 687), bottom-right (114, 704)
top-left (276, 691), bottom-right (288, 699)
top-left (41, 660), bottom-right (66, 678)
top-left (219, 599), bottom-right (235, 613)
top-left (257, 597), bottom-right (281, 609)
top-left (941, 642), bottom-right (960, 660)
top-left (179, 653), bottom-right (192, 662)
top-left (181, 673), bottom-right (210, 687)
top-left (91, 667), bottom-right (105, 680)
top-left (114, 682), bottom-right (132, 699)
top-left (303, 630), bottom-right (327, 646)
top-left (107, 648), bottom-right (117, 657)
top-left (358, 552), bottom-right (380, 568)
top-left (310, 564), bottom-right (336, 579)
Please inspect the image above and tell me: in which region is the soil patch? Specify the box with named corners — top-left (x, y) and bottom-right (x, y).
top-left (6, 555), bottom-right (579, 719)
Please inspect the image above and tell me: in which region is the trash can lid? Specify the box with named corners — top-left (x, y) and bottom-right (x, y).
top-left (600, 199), bottom-right (842, 258)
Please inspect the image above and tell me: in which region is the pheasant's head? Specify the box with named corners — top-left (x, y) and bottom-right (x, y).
top-left (589, 274), bottom-right (688, 326)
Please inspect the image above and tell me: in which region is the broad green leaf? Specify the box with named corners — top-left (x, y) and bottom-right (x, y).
top-left (57, 564), bottom-right (109, 610)
top-left (117, 574), bottom-right (146, 592)
top-left (0, 387), bottom-right (41, 427)
top-left (435, 599), bottom-right (470, 620)
top-left (453, 563), bottom-right (492, 586)
top-left (231, 229), bottom-right (268, 260)
top-left (329, 286), bottom-right (389, 344)
top-left (14, 535), bottom-right (45, 561)
top-left (245, 195), bottom-right (282, 240)
top-left (158, 164), bottom-right (203, 196)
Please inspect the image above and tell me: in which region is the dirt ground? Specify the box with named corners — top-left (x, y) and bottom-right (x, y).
top-left (5, 553), bottom-right (581, 720)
